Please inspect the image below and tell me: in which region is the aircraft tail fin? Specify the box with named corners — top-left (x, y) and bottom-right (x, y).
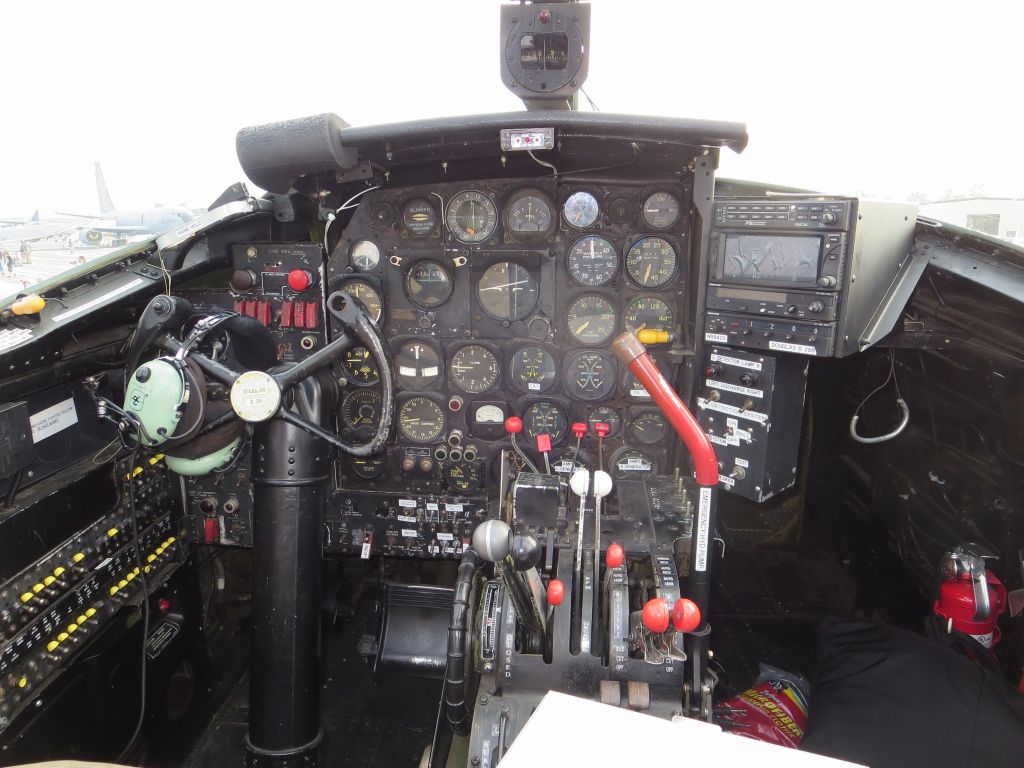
top-left (31, 209), bottom-right (39, 221)
top-left (94, 162), bottom-right (115, 215)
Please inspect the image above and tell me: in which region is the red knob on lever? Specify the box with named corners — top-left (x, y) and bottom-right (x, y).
top-left (536, 434), bottom-right (552, 453)
top-left (606, 542), bottom-right (624, 569)
top-left (641, 598), bottom-right (670, 633)
top-left (287, 269), bottom-right (315, 292)
top-left (505, 416), bottom-right (523, 435)
top-left (672, 598), bottom-right (701, 633)
top-left (571, 422), bottom-right (588, 439)
top-left (547, 579), bottom-right (565, 607)
top-left (594, 422), bottom-right (610, 439)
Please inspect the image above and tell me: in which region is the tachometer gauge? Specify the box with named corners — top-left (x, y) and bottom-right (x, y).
top-left (404, 260), bottom-right (452, 308)
top-left (563, 191), bottom-right (600, 229)
top-left (447, 190), bottom-right (498, 243)
top-left (505, 189), bottom-right (554, 238)
top-left (394, 340), bottom-right (442, 390)
top-left (630, 411), bottom-right (668, 444)
top-left (623, 296), bottom-right (675, 334)
top-left (402, 198), bottom-right (437, 237)
top-left (523, 401), bottom-right (568, 445)
top-left (587, 406), bottom-right (621, 437)
top-left (398, 397), bottom-right (446, 443)
top-left (642, 192), bottom-right (681, 230)
top-left (445, 462), bottom-right (482, 493)
top-left (341, 389), bottom-right (382, 434)
top-left (476, 262), bottom-right (538, 321)
top-left (341, 280), bottom-right (382, 323)
top-left (565, 350), bottom-right (616, 401)
top-left (342, 346), bottom-right (379, 385)
top-left (625, 237), bottom-right (677, 288)
top-left (349, 240), bottom-right (380, 271)
top-left (610, 448), bottom-right (657, 481)
top-left (509, 346), bottom-right (557, 393)
top-left (567, 235), bottom-right (619, 286)
top-left (450, 344), bottom-right (499, 394)
top-left (566, 294), bottom-right (617, 345)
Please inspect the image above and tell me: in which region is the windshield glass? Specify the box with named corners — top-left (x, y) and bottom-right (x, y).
top-left (3, 1), bottom-right (1020, 303)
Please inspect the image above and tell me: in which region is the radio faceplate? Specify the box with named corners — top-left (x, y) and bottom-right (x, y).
top-left (705, 284), bottom-right (837, 322)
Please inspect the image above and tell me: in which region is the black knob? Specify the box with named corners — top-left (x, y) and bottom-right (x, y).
top-left (230, 269), bottom-right (258, 292)
top-left (808, 301), bottom-right (824, 313)
top-left (822, 211), bottom-right (837, 224)
top-left (786, 305), bottom-right (798, 315)
top-left (511, 534), bottom-right (542, 572)
top-left (817, 276), bottom-right (837, 288)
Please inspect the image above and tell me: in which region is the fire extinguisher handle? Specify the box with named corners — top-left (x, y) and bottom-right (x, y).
top-left (968, 560), bottom-right (992, 622)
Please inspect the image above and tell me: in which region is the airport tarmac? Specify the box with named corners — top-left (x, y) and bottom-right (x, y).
top-left (0, 244), bottom-right (120, 303)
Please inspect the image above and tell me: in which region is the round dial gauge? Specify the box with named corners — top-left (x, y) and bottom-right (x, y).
top-left (553, 448), bottom-right (588, 477)
top-left (342, 346), bottom-right (379, 385)
top-left (625, 237), bottom-right (677, 288)
top-left (341, 389), bottom-right (382, 434)
top-left (476, 262), bottom-right (538, 321)
top-left (567, 236), bottom-right (619, 287)
top-left (611, 448), bottom-right (657, 481)
top-left (587, 406), bottom-right (622, 438)
top-left (607, 198), bottom-right (633, 225)
top-left (447, 190), bottom-right (498, 243)
top-left (445, 462), bottom-right (482, 493)
top-left (623, 296), bottom-right (675, 334)
top-left (398, 397), bottom-right (446, 443)
top-left (523, 401), bottom-right (568, 445)
top-left (623, 367), bottom-right (652, 401)
top-left (505, 190), bottom-right (554, 237)
top-left (350, 456), bottom-right (386, 479)
top-left (402, 198), bottom-right (437, 236)
top-left (565, 350), bottom-right (616, 401)
top-left (404, 261), bottom-right (452, 309)
top-left (394, 341), bottom-right (442, 390)
top-left (349, 240), bottom-right (380, 271)
top-left (566, 294), bottom-right (617, 345)
top-left (642, 192), bottom-right (681, 230)
top-left (450, 345), bottom-right (499, 394)
top-left (341, 280), bottom-right (382, 323)
top-left (563, 191), bottom-right (600, 229)
top-left (631, 411), bottom-right (668, 445)
top-left (509, 346), bottom-right (557, 394)
top-left (474, 403), bottom-right (505, 425)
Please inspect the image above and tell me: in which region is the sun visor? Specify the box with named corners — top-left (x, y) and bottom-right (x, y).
top-left (236, 113), bottom-right (358, 193)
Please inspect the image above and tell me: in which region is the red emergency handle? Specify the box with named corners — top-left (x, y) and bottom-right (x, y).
top-left (611, 331), bottom-right (718, 487)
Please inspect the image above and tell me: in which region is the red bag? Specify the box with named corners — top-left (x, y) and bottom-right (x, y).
top-left (716, 668), bottom-right (810, 748)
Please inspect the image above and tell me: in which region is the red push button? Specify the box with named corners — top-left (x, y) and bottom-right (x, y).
top-left (287, 269), bottom-right (313, 292)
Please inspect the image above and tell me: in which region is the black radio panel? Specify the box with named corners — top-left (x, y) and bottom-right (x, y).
top-left (704, 311), bottom-right (836, 356)
top-left (705, 284), bottom-right (838, 322)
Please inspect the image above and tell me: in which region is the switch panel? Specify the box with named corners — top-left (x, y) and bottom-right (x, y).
top-left (695, 346), bottom-right (807, 502)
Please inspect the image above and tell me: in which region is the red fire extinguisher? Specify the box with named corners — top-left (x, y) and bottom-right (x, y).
top-left (933, 544), bottom-right (1007, 649)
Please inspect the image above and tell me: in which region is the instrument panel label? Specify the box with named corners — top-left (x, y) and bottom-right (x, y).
top-left (695, 487), bottom-right (712, 572)
top-left (697, 397), bottom-right (768, 423)
top-left (768, 340), bottom-right (818, 355)
top-left (705, 333), bottom-right (728, 343)
top-left (30, 397), bottom-right (78, 443)
top-left (705, 378), bottom-right (763, 399)
top-left (711, 353), bottom-right (762, 371)
top-left (398, 498), bottom-right (417, 508)
top-left (401, 528), bottom-right (418, 538)
top-left (397, 514), bottom-right (416, 523)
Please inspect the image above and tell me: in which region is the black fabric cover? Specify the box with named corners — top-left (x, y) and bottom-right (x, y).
top-left (802, 620), bottom-right (1024, 767)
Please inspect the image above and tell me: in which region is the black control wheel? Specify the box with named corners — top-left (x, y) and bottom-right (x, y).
top-left (157, 289), bottom-right (395, 457)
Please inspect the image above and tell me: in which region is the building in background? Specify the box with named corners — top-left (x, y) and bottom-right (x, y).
top-left (920, 197), bottom-right (1024, 244)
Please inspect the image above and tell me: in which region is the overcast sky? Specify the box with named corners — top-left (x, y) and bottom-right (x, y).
top-left (1, 0), bottom-right (1020, 215)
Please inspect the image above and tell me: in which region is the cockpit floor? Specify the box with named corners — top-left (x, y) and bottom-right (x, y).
top-left (184, 618), bottom-right (440, 767)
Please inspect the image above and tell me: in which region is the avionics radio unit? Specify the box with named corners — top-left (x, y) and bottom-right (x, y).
top-left (704, 197), bottom-right (917, 357)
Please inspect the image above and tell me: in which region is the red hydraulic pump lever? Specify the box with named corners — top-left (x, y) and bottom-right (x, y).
top-left (610, 332), bottom-right (718, 486)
